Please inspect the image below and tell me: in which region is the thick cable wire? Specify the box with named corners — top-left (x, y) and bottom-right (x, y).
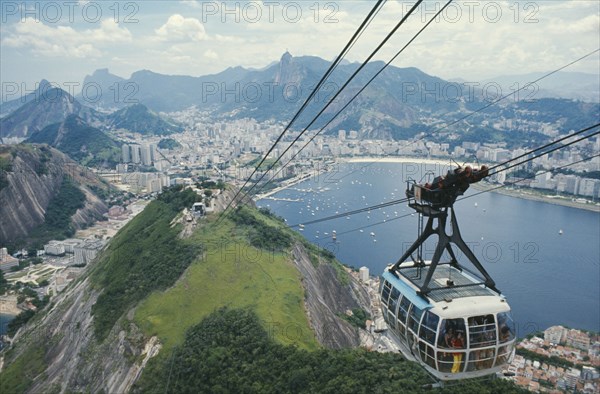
top-left (219, 0), bottom-right (388, 219)
top-left (250, 0), bottom-right (453, 200)
top-left (233, 0), bottom-right (427, 207)
top-left (311, 154), bottom-right (600, 241)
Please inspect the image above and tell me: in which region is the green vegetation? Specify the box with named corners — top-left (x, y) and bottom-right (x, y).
top-left (508, 168), bottom-right (538, 179)
top-left (108, 104), bottom-right (183, 135)
top-left (196, 178), bottom-right (226, 190)
top-left (157, 138), bottom-right (182, 150)
top-left (0, 154), bottom-right (12, 191)
top-left (27, 115), bottom-right (121, 167)
top-left (230, 206), bottom-right (292, 252)
top-left (0, 342), bottom-right (47, 393)
top-left (245, 156), bottom-right (279, 171)
top-left (90, 186), bottom-right (201, 340)
top-left (35, 146), bottom-right (50, 175)
top-left (339, 308), bottom-right (371, 329)
top-left (136, 308), bottom-right (527, 394)
top-left (447, 126), bottom-right (549, 150)
top-left (134, 208), bottom-right (317, 352)
top-left (6, 287), bottom-right (51, 337)
top-left (24, 178), bottom-right (86, 250)
top-left (555, 168), bottom-right (600, 180)
top-left (6, 310), bottom-right (36, 337)
top-left (518, 98), bottom-right (600, 134)
top-left (0, 270), bottom-right (8, 295)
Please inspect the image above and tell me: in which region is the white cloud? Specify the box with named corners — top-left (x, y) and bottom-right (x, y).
top-left (2, 1), bottom-right (598, 87)
top-left (563, 14), bottom-right (600, 34)
top-left (2, 18), bottom-right (131, 58)
top-left (180, 0), bottom-right (201, 9)
top-left (155, 14), bottom-right (207, 42)
top-left (204, 49), bottom-right (219, 60)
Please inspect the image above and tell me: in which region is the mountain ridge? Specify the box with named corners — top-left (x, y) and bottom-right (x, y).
top-left (0, 144), bottom-right (111, 249)
top-left (26, 114), bottom-right (121, 167)
top-left (0, 88), bottom-right (103, 140)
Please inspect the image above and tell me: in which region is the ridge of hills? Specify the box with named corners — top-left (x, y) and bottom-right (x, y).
top-left (1, 88), bottom-right (182, 141)
top-left (2, 53), bottom-right (599, 144)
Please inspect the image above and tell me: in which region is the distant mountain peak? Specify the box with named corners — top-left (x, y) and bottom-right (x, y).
top-left (106, 103), bottom-right (182, 135)
top-left (93, 68), bottom-right (109, 75)
top-left (85, 68), bottom-right (124, 80)
top-left (39, 79), bottom-right (51, 90)
top-left (281, 51), bottom-right (293, 62)
top-left (26, 115), bottom-right (120, 167)
top-left (276, 51), bottom-right (295, 84)
top-left (131, 69), bottom-right (157, 78)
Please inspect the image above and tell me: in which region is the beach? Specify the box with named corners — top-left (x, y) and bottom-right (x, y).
top-left (0, 295), bottom-right (21, 316)
top-left (471, 182), bottom-right (600, 213)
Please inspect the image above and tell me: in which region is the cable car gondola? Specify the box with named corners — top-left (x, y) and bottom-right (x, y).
top-left (379, 166), bottom-right (516, 382)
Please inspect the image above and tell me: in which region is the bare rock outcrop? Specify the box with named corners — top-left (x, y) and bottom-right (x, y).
top-left (8, 275), bottom-right (160, 394)
top-left (292, 242), bottom-right (370, 349)
top-left (0, 144), bottom-right (109, 244)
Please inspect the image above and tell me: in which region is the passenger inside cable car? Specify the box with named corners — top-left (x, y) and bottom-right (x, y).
top-left (437, 318), bottom-right (466, 373)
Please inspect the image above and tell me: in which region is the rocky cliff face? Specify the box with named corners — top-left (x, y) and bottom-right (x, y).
top-left (292, 243), bottom-right (369, 348)
top-left (0, 88), bottom-right (102, 140)
top-left (8, 275), bottom-right (161, 394)
top-left (0, 144), bottom-right (109, 245)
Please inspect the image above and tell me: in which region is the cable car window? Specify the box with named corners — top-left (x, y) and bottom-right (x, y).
top-left (419, 311), bottom-right (439, 345)
top-left (437, 350), bottom-right (453, 373)
top-left (466, 348), bottom-right (496, 371)
top-left (438, 318), bottom-right (466, 349)
top-left (381, 307), bottom-right (388, 322)
top-left (495, 344), bottom-right (514, 366)
top-left (418, 341), bottom-right (436, 369)
top-left (407, 305), bottom-right (423, 333)
top-left (497, 312), bottom-right (516, 343)
top-left (397, 319), bottom-right (406, 338)
top-left (398, 296), bottom-right (411, 325)
top-left (468, 314), bottom-right (496, 348)
top-left (381, 281), bottom-right (391, 306)
top-left (436, 319), bottom-right (466, 374)
top-left (388, 287), bottom-right (401, 314)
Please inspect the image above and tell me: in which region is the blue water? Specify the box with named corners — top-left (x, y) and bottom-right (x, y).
top-left (258, 162), bottom-right (600, 336)
top-left (0, 313), bottom-right (14, 336)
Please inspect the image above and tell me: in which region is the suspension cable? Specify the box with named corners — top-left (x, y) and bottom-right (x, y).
top-left (284, 48), bottom-right (600, 192)
top-left (310, 153), bottom-right (600, 241)
top-left (231, 0), bottom-right (428, 208)
top-left (248, 0), bottom-right (454, 200)
top-left (219, 0), bottom-right (388, 219)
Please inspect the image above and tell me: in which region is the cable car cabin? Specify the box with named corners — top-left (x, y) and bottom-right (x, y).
top-left (379, 263), bottom-right (516, 381)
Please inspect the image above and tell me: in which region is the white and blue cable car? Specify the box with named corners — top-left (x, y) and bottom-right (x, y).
top-left (379, 167), bottom-right (516, 381)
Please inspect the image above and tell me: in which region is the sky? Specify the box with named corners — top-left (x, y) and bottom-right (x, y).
top-left (0, 0), bottom-right (599, 98)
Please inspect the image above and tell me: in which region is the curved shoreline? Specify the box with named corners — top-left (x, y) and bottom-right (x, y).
top-left (342, 157), bottom-right (600, 213)
top-left (471, 183), bottom-right (600, 213)
top-left (256, 156), bottom-right (599, 212)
